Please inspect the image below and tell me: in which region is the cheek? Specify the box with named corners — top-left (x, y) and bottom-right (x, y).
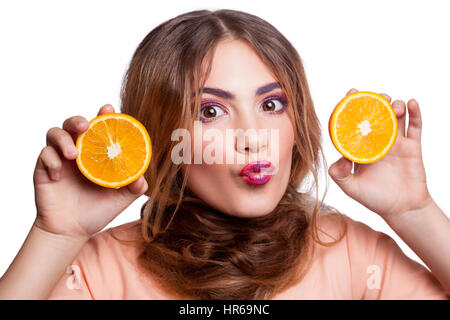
top-left (268, 116), bottom-right (295, 167)
top-left (279, 118), bottom-right (295, 155)
top-left (184, 125), bottom-right (228, 194)
top-left (184, 162), bottom-right (230, 210)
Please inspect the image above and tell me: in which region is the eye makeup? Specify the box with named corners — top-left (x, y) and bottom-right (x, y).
top-left (260, 94), bottom-right (288, 114)
top-left (198, 92), bottom-right (289, 123)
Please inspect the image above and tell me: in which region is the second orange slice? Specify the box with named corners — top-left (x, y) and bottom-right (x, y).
top-left (76, 113), bottom-right (152, 188)
top-left (328, 91), bottom-right (398, 164)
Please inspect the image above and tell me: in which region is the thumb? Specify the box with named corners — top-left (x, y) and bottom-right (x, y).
top-left (328, 157), bottom-right (359, 197)
top-left (118, 175), bottom-right (148, 200)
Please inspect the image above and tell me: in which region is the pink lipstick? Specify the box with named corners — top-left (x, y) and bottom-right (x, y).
top-left (239, 160), bottom-right (273, 186)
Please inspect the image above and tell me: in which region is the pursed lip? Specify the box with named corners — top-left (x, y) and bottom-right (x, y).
top-left (239, 160), bottom-right (273, 176)
top-left (239, 160), bottom-right (274, 185)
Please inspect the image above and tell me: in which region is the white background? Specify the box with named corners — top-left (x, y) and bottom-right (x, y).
top-left (1, 0), bottom-right (449, 276)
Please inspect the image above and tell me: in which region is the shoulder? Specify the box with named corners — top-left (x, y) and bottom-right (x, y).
top-left (72, 220), bottom-right (144, 298)
top-left (82, 220), bottom-right (145, 273)
top-left (314, 210), bottom-right (447, 299)
top-left (313, 210), bottom-right (414, 274)
top-left (80, 220), bottom-right (142, 259)
top-left (314, 209), bottom-right (392, 251)
top-left (48, 220), bottom-right (145, 299)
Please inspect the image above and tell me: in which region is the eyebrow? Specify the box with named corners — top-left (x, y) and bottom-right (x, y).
top-left (195, 82), bottom-right (281, 99)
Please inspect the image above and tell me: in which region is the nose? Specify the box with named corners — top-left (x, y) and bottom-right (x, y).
top-left (234, 117), bottom-right (268, 156)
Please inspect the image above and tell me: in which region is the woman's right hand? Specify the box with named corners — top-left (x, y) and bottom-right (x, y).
top-left (32, 104), bottom-right (148, 240)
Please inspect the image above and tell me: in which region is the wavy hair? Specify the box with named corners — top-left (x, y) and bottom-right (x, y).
top-left (117, 9), bottom-right (347, 300)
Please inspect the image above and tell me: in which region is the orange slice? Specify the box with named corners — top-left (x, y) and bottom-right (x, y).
top-left (75, 113), bottom-right (152, 188)
top-left (328, 91), bottom-right (398, 164)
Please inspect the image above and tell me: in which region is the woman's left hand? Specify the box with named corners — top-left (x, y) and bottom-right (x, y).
top-left (328, 88), bottom-right (433, 221)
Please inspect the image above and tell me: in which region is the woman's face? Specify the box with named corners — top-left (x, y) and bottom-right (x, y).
top-left (184, 39), bottom-right (295, 218)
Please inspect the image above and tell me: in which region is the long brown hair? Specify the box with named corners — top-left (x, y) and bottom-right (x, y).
top-left (117, 9), bottom-right (347, 300)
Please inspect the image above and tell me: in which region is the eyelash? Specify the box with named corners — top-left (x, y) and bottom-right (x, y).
top-left (199, 94), bottom-right (288, 123)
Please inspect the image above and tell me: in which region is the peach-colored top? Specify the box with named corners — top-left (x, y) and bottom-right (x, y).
top-left (48, 214), bottom-right (448, 300)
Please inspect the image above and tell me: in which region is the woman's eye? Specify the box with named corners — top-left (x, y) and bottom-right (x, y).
top-left (260, 98), bottom-right (285, 113)
top-left (200, 105), bottom-right (225, 122)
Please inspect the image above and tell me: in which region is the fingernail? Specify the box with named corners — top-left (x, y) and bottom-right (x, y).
top-left (53, 172), bottom-right (60, 180)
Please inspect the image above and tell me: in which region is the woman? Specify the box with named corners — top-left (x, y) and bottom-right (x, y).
top-left (0, 9), bottom-right (448, 300)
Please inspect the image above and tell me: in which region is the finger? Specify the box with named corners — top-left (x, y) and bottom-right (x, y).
top-left (38, 146), bottom-right (63, 181)
top-left (115, 176), bottom-right (148, 208)
top-left (126, 175), bottom-right (149, 195)
top-left (346, 88), bottom-right (358, 96)
top-left (328, 157), bottom-right (360, 198)
top-left (391, 100), bottom-right (406, 137)
top-left (353, 162), bottom-right (362, 174)
top-left (62, 116), bottom-right (89, 141)
top-left (379, 93), bottom-right (392, 103)
top-left (46, 127), bottom-right (79, 160)
top-left (406, 99), bottom-right (422, 140)
top-left (97, 104), bottom-right (115, 116)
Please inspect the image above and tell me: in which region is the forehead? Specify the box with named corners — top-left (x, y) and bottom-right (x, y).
top-left (203, 39), bottom-right (277, 88)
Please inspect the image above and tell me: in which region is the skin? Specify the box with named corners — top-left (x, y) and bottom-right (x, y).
top-left (183, 39), bottom-right (295, 218)
top-left (0, 40), bottom-right (448, 299)
top-left (0, 104), bottom-right (148, 299)
top-left (329, 88), bottom-right (450, 295)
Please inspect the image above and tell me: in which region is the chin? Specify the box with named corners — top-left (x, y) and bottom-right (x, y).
top-left (224, 198), bottom-right (278, 219)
